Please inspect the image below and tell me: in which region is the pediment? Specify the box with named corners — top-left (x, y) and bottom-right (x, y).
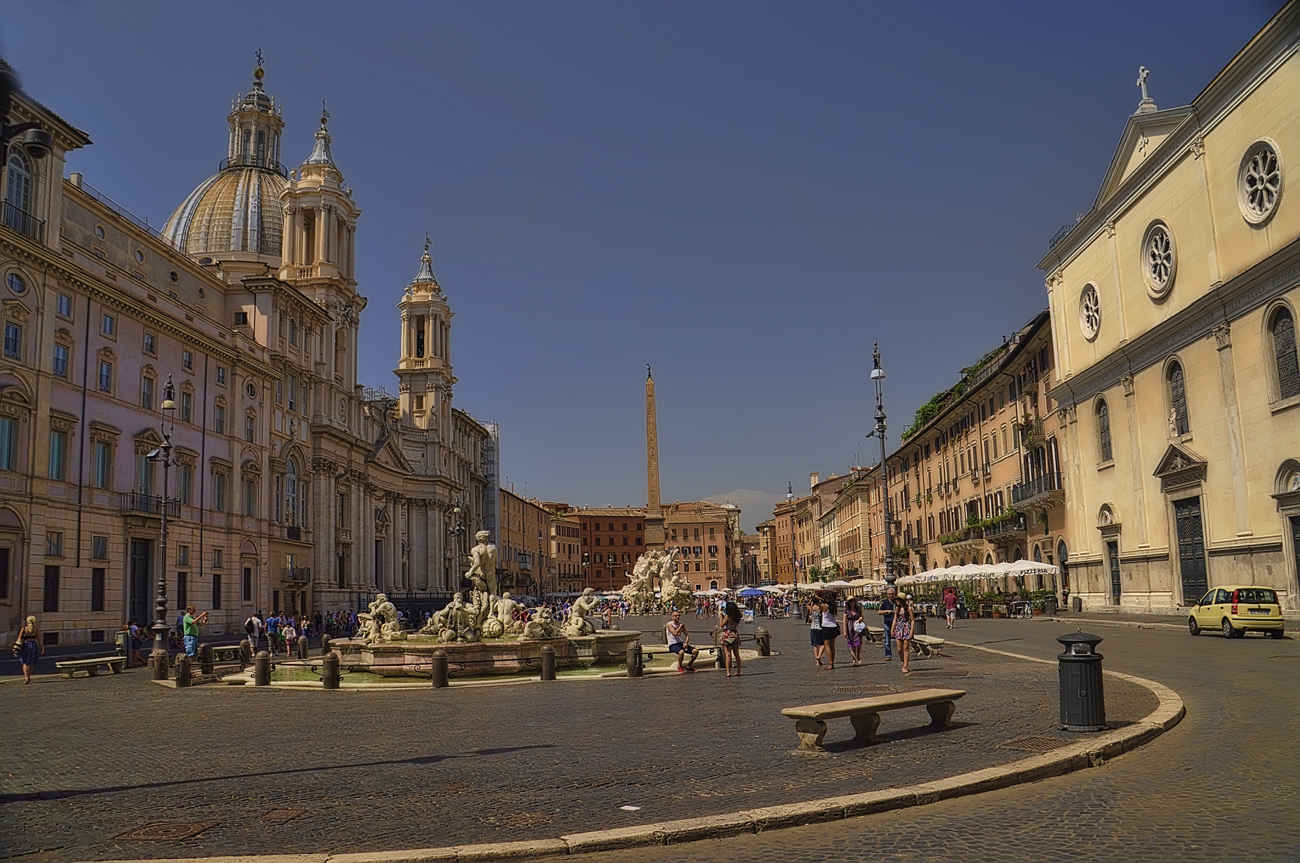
top-left (1153, 442), bottom-right (1206, 492)
top-left (370, 432), bottom-right (414, 474)
top-left (1095, 106), bottom-right (1194, 208)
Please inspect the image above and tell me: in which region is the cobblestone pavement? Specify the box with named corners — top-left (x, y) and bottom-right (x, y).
top-left (0, 615), bottom-right (1159, 861)
top-left (564, 617), bottom-right (1300, 863)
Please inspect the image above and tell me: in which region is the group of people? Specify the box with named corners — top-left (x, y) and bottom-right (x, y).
top-left (244, 611), bottom-right (316, 656)
top-left (666, 600), bottom-right (743, 677)
top-left (807, 585), bottom-right (917, 672)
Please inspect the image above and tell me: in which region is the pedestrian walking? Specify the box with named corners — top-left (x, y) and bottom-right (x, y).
top-left (718, 600), bottom-right (742, 677)
top-left (878, 586), bottom-right (897, 660)
top-left (943, 588), bottom-right (959, 629)
top-left (127, 617), bottom-right (147, 667)
top-left (808, 595), bottom-right (826, 667)
top-left (245, 611), bottom-right (263, 653)
top-left (12, 615), bottom-right (42, 683)
top-left (843, 598), bottom-right (865, 666)
top-left (181, 605), bottom-right (208, 658)
top-left (283, 618), bottom-right (298, 656)
top-left (892, 593), bottom-right (915, 673)
top-left (818, 594), bottom-right (839, 670)
top-left (665, 610), bottom-right (699, 673)
top-left (266, 613), bottom-right (281, 655)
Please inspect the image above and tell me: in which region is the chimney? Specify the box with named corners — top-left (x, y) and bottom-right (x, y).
top-left (810, 472), bottom-right (819, 488)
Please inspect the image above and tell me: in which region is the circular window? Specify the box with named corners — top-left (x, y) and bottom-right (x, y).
top-left (1238, 139), bottom-right (1281, 225)
top-left (1079, 283), bottom-right (1101, 341)
top-left (170, 270), bottom-right (179, 284)
top-left (246, 382), bottom-right (257, 399)
top-left (94, 225), bottom-right (106, 240)
top-left (6, 272), bottom-right (26, 295)
top-left (1142, 221), bottom-right (1176, 300)
top-left (134, 250), bottom-right (145, 263)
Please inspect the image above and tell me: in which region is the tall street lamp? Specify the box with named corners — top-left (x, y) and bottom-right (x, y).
top-left (146, 376), bottom-right (179, 669)
top-left (868, 343), bottom-right (895, 585)
top-left (447, 498), bottom-right (466, 592)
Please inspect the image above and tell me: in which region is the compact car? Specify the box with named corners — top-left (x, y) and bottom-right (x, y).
top-left (1188, 585), bottom-right (1285, 638)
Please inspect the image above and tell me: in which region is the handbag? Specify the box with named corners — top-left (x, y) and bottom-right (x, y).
top-left (853, 620), bottom-right (866, 635)
top-left (721, 630), bottom-right (739, 647)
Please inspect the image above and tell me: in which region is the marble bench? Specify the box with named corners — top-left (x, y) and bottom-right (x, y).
top-left (55, 656), bottom-right (126, 678)
top-left (781, 687), bottom-right (966, 751)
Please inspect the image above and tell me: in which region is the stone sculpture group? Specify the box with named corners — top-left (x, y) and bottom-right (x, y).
top-left (622, 547), bottom-right (691, 612)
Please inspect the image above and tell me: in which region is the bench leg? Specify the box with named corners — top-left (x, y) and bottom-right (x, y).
top-left (926, 700), bottom-right (956, 728)
top-left (88, 667), bottom-right (98, 677)
top-left (849, 712), bottom-right (882, 744)
top-left (794, 718), bottom-right (828, 751)
top-left (110, 663), bottom-right (122, 674)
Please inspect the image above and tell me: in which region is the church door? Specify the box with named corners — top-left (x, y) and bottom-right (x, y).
top-left (1106, 541), bottom-right (1121, 600)
top-left (128, 539), bottom-right (152, 624)
top-left (1174, 498), bottom-right (1208, 604)
top-left (1290, 517), bottom-right (1300, 591)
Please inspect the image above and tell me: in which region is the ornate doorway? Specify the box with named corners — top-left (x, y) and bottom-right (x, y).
top-left (1174, 498), bottom-right (1208, 603)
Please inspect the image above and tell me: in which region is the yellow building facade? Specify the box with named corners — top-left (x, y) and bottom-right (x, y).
top-left (1042, 6), bottom-right (1300, 611)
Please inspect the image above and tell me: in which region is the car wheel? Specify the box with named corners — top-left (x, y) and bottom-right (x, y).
top-left (1222, 619), bottom-right (1239, 639)
top-left (1188, 617), bottom-right (1200, 636)
top-left (1270, 629), bottom-right (1285, 640)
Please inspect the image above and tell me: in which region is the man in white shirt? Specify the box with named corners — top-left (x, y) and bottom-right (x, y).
top-left (666, 610), bottom-right (699, 673)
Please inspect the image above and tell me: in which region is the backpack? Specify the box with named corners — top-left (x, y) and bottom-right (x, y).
top-left (245, 618), bottom-right (255, 635)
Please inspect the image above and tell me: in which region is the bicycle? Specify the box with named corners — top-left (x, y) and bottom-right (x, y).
top-left (1018, 601), bottom-right (1034, 620)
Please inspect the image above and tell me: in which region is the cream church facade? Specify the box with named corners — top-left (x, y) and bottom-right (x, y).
top-left (0, 60), bottom-right (489, 645)
top-left (1042, 5), bottom-right (1300, 612)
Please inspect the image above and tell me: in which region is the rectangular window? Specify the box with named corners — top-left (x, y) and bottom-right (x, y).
top-left (243, 567), bottom-right (252, 602)
top-left (0, 548), bottom-right (8, 600)
top-left (98, 360), bottom-right (112, 392)
top-left (276, 379), bottom-right (283, 404)
top-left (180, 391), bottom-right (193, 423)
top-left (213, 472), bottom-right (227, 511)
top-left (140, 376), bottom-right (154, 410)
top-left (0, 416), bottom-right (15, 471)
top-left (101, 313), bottom-right (115, 336)
top-left (212, 548), bottom-right (223, 569)
top-left (244, 414), bottom-right (255, 443)
top-left (91, 567), bottom-right (105, 612)
top-left (216, 366), bottom-right (226, 385)
top-left (243, 479), bottom-right (256, 516)
top-left (182, 350), bottom-right (193, 370)
top-left (43, 565), bottom-right (59, 612)
top-left (176, 571), bottom-right (187, 610)
top-left (212, 573), bottom-right (222, 610)
top-left (52, 343), bottom-right (68, 378)
top-left (3, 322), bottom-right (20, 360)
top-left (214, 404), bottom-right (226, 434)
top-left (233, 311), bottom-right (248, 326)
top-left (90, 440), bottom-right (110, 488)
top-left (143, 332), bottom-right (156, 355)
top-left (46, 530), bottom-right (63, 557)
top-left (57, 292), bottom-right (72, 318)
top-left (178, 463), bottom-right (193, 505)
top-left (48, 430), bottom-right (68, 480)
top-left (91, 534), bottom-right (108, 560)
top-left (288, 375), bottom-right (297, 412)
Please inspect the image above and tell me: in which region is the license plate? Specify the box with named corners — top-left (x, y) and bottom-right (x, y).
top-left (1248, 609), bottom-right (1269, 615)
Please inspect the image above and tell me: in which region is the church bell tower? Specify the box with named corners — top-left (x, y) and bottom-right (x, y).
top-left (395, 240), bottom-right (455, 438)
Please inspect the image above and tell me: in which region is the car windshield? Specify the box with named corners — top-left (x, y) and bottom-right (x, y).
top-left (1236, 588), bottom-right (1278, 604)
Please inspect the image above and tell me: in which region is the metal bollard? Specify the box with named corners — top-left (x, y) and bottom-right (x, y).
top-left (297, 637), bottom-right (309, 660)
top-left (200, 643), bottom-right (214, 675)
top-left (755, 627), bottom-right (771, 657)
top-left (239, 638), bottom-right (251, 668)
top-left (626, 642), bottom-right (643, 678)
top-left (431, 648), bottom-right (448, 688)
top-left (175, 653), bottom-right (192, 687)
top-left (322, 652), bottom-right (340, 689)
top-left (540, 644), bottom-right (556, 681)
top-left (1057, 631), bottom-right (1105, 731)
top-left (254, 650), bottom-right (271, 686)
top-left (151, 649), bottom-right (169, 681)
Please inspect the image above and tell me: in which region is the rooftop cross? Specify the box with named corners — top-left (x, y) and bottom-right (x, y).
top-left (1135, 66), bottom-right (1157, 113)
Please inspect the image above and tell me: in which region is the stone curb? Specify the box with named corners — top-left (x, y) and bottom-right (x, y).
top-left (79, 643), bottom-right (1184, 863)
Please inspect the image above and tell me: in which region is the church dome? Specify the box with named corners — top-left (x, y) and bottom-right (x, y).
top-left (161, 59), bottom-right (288, 261)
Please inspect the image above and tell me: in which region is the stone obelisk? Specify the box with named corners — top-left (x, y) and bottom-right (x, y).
top-left (644, 365), bottom-right (666, 552)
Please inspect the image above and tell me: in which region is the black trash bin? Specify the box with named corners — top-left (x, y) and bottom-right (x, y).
top-left (1057, 630), bottom-right (1106, 731)
top-left (1043, 597), bottom-right (1058, 616)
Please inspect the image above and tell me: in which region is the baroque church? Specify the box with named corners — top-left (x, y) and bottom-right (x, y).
top-left (0, 58), bottom-right (491, 645)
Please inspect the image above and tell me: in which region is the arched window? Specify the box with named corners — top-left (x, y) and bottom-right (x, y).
top-left (1097, 399), bottom-right (1113, 462)
top-left (1272, 307), bottom-right (1300, 400)
top-left (1168, 362), bottom-right (1189, 435)
top-left (5, 147), bottom-right (32, 213)
top-left (256, 130), bottom-right (266, 165)
top-left (289, 319), bottom-right (297, 346)
top-left (285, 457), bottom-right (298, 526)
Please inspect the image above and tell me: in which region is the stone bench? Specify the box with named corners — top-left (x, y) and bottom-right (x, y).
top-left (781, 687), bottom-right (967, 751)
top-left (55, 656), bottom-right (126, 679)
top-left (911, 634), bottom-right (945, 658)
top-left (209, 644), bottom-right (244, 663)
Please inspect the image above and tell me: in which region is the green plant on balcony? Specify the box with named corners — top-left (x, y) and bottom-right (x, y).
top-left (937, 533), bottom-right (964, 546)
top-left (892, 545), bottom-right (910, 558)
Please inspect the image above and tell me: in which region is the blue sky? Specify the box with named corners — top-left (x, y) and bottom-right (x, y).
top-left (1, 1), bottom-right (1283, 529)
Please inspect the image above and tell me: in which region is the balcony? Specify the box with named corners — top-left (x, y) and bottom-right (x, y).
top-left (219, 153), bottom-right (289, 178)
top-left (337, 528), bottom-right (352, 542)
top-left (118, 492), bottom-right (180, 518)
top-left (1012, 472), bottom-right (1064, 511)
top-left (3, 201), bottom-right (44, 242)
top-left (938, 526), bottom-right (985, 556)
top-left (282, 566), bottom-right (311, 584)
top-left (984, 513), bottom-right (1028, 541)
top-left (286, 525), bottom-right (302, 541)
top-left (970, 466), bottom-right (981, 485)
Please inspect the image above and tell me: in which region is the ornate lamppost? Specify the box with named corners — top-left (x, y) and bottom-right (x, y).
top-left (868, 343), bottom-right (895, 585)
top-left (147, 376), bottom-right (179, 671)
top-left (446, 497), bottom-right (466, 592)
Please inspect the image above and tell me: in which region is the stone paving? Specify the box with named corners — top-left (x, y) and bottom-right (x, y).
top-left (0, 614), bottom-right (1159, 861)
top-left (561, 617), bottom-right (1300, 863)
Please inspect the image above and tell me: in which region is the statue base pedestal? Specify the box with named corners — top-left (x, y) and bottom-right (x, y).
top-left (332, 630), bottom-right (642, 678)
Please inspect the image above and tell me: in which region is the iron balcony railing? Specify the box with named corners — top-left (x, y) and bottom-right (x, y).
top-left (286, 525), bottom-right (302, 541)
top-left (984, 514), bottom-right (1028, 538)
top-left (118, 492), bottom-right (180, 518)
top-left (3, 201), bottom-right (44, 242)
top-left (219, 153), bottom-right (289, 177)
top-left (1012, 472), bottom-right (1063, 505)
top-left (283, 567), bottom-right (311, 584)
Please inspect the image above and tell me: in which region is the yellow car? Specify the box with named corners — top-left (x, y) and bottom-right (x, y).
top-left (1188, 586), bottom-right (1285, 639)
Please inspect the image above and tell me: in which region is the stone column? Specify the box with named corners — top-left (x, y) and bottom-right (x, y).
top-left (1120, 374), bottom-right (1149, 547)
top-left (1213, 323), bottom-right (1250, 536)
top-left (644, 370), bottom-right (665, 552)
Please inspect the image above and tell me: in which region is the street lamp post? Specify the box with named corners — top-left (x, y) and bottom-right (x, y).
top-left (447, 499), bottom-right (466, 592)
top-left (869, 343), bottom-right (895, 586)
top-left (147, 376), bottom-right (179, 663)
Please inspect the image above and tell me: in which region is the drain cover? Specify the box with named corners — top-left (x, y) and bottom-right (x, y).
top-left (1001, 736), bottom-right (1070, 753)
top-left (832, 685), bottom-right (895, 694)
top-left (260, 809), bottom-right (305, 823)
top-left (114, 822), bottom-right (219, 841)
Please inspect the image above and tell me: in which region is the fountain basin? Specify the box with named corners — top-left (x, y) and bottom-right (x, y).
top-left (332, 630), bottom-right (642, 677)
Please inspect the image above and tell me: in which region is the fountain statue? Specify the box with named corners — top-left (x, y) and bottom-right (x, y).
top-left (623, 551), bottom-right (659, 610)
top-left (521, 604), bottom-right (560, 639)
top-left (357, 592), bottom-right (405, 643)
top-left (562, 587), bottom-right (600, 637)
top-left (658, 548), bottom-right (693, 611)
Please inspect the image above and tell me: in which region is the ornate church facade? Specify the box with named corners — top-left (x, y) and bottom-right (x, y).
top-left (0, 60), bottom-right (489, 645)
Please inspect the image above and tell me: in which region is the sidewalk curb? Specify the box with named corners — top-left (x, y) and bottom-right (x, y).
top-left (80, 644), bottom-right (1185, 863)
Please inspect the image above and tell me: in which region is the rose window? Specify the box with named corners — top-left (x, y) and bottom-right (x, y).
top-left (1079, 284), bottom-right (1100, 341)
top-left (1239, 140), bottom-right (1281, 224)
top-left (1143, 222), bottom-right (1176, 299)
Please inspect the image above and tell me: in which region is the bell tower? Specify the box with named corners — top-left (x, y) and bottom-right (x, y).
top-left (228, 51), bottom-right (284, 173)
top-left (396, 240), bottom-right (455, 437)
top-left (279, 106), bottom-right (365, 391)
